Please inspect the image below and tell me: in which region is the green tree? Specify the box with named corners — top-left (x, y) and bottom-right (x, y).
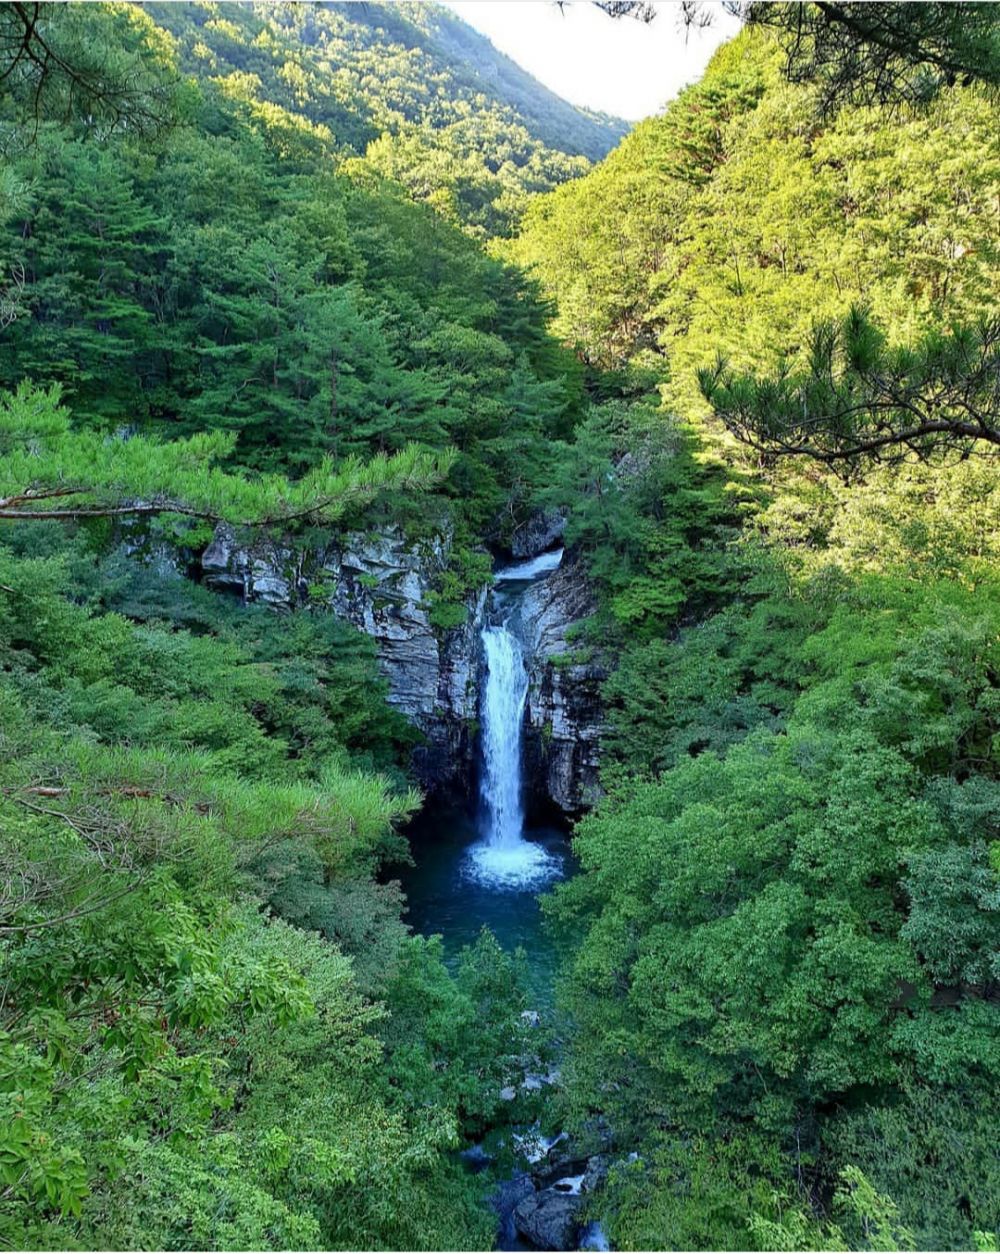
top-left (700, 307), bottom-right (1000, 470)
top-left (0, 2), bottom-right (180, 137)
top-left (743, 2), bottom-right (1000, 113)
top-left (0, 382), bottom-right (450, 525)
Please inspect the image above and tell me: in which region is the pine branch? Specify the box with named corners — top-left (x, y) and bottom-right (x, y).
top-left (700, 308), bottom-right (1000, 470)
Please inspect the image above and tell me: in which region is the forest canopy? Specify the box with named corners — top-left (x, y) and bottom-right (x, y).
top-left (513, 11), bottom-right (1000, 1251)
top-left (2, 2), bottom-right (999, 1252)
top-left (0, 4), bottom-right (581, 1248)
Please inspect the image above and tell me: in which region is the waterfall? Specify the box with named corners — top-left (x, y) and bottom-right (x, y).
top-left (493, 548), bottom-right (564, 583)
top-left (476, 632), bottom-right (529, 847)
top-left (480, 624), bottom-right (529, 848)
top-left (466, 565), bottom-right (562, 889)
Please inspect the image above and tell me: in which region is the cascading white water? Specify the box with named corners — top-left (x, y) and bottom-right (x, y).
top-left (465, 593), bottom-right (561, 889)
top-left (493, 548), bottom-right (564, 583)
top-left (480, 624), bottom-right (529, 848)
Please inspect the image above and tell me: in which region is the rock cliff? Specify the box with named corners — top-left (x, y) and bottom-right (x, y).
top-left (196, 519), bottom-right (603, 812)
top-left (200, 524), bottom-right (484, 792)
top-left (517, 557), bottom-right (605, 817)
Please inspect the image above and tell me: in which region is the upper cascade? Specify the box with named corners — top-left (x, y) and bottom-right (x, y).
top-left (494, 547), bottom-right (565, 583)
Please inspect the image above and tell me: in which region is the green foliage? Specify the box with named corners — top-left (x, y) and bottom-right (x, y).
top-left (147, 0), bottom-right (624, 237)
top-left (380, 929), bottom-right (536, 1137)
top-left (0, 382), bottom-right (451, 528)
top-left (546, 556), bottom-right (1000, 1245)
top-left (519, 25), bottom-right (1000, 1250)
top-left (0, 521), bottom-right (532, 1249)
top-left (700, 306), bottom-right (1000, 469)
top-left (823, 1087), bottom-right (1000, 1250)
top-left (746, 2), bottom-right (1000, 114)
top-left (512, 27), bottom-right (1000, 413)
top-left (0, 14), bottom-right (585, 1240)
top-left (539, 400), bottom-right (740, 642)
top-left (1, 99), bottom-right (577, 533)
top-left (601, 1133), bottom-right (789, 1252)
top-left (425, 548), bottom-right (493, 630)
top-left (7, 3), bottom-right (1000, 1250)
top-left (0, 2), bottom-right (183, 140)
top-left (749, 1166), bottom-right (918, 1252)
top-left (99, 552), bottom-right (419, 776)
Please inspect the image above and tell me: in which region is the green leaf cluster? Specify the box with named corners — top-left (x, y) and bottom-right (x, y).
top-left (517, 18), bottom-right (1000, 1250)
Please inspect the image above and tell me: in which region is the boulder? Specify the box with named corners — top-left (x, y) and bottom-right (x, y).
top-left (511, 509), bottom-right (567, 558)
top-left (493, 1172), bottom-right (538, 1251)
top-left (513, 1188), bottom-right (583, 1250)
top-left (582, 1155), bottom-right (610, 1194)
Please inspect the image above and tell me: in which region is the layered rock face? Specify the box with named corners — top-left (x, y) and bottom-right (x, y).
top-left (518, 557), bottom-right (605, 817)
top-left (510, 508), bottom-right (566, 558)
top-left (200, 525), bottom-right (484, 792)
top-left (198, 518), bottom-right (604, 813)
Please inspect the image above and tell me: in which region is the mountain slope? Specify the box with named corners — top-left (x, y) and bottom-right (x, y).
top-left (505, 22), bottom-right (1000, 1252)
top-left (142, 0), bottom-right (628, 236)
top-left (510, 31), bottom-right (1000, 394)
top-left (336, 1), bottom-right (625, 160)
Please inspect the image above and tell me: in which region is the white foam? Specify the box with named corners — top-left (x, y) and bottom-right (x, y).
top-left (463, 838), bottom-right (562, 890)
top-left (494, 548), bottom-right (564, 582)
top-left (513, 1128), bottom-right (567, 1165)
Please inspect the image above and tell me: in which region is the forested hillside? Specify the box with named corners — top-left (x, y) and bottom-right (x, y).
top-left (2, 1), bottom-right (999, 1251)
top-left (0, 1), bottom-right (592, 604)
top-left (0, 4), bottom-right (573, 1247)
top-left (511, 13), bottom-right (1000, 1251)
top-left (144, 0), bottom-right (627, 236)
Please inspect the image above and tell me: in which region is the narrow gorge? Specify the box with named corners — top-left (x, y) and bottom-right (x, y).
top-left (198, 521), bottom-right (605, 820)
top-left (399, 547), bottom-right (611, 1254)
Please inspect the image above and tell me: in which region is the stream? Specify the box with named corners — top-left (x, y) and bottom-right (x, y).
top-left (396, 550), bottom-right (609, 1250)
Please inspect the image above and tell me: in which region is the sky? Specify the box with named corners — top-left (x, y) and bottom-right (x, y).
top-left (443, 1), bottom-right (743, 121)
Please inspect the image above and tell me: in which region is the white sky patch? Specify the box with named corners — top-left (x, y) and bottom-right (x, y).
top-left (443, 0), bottom-right (742, 121)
